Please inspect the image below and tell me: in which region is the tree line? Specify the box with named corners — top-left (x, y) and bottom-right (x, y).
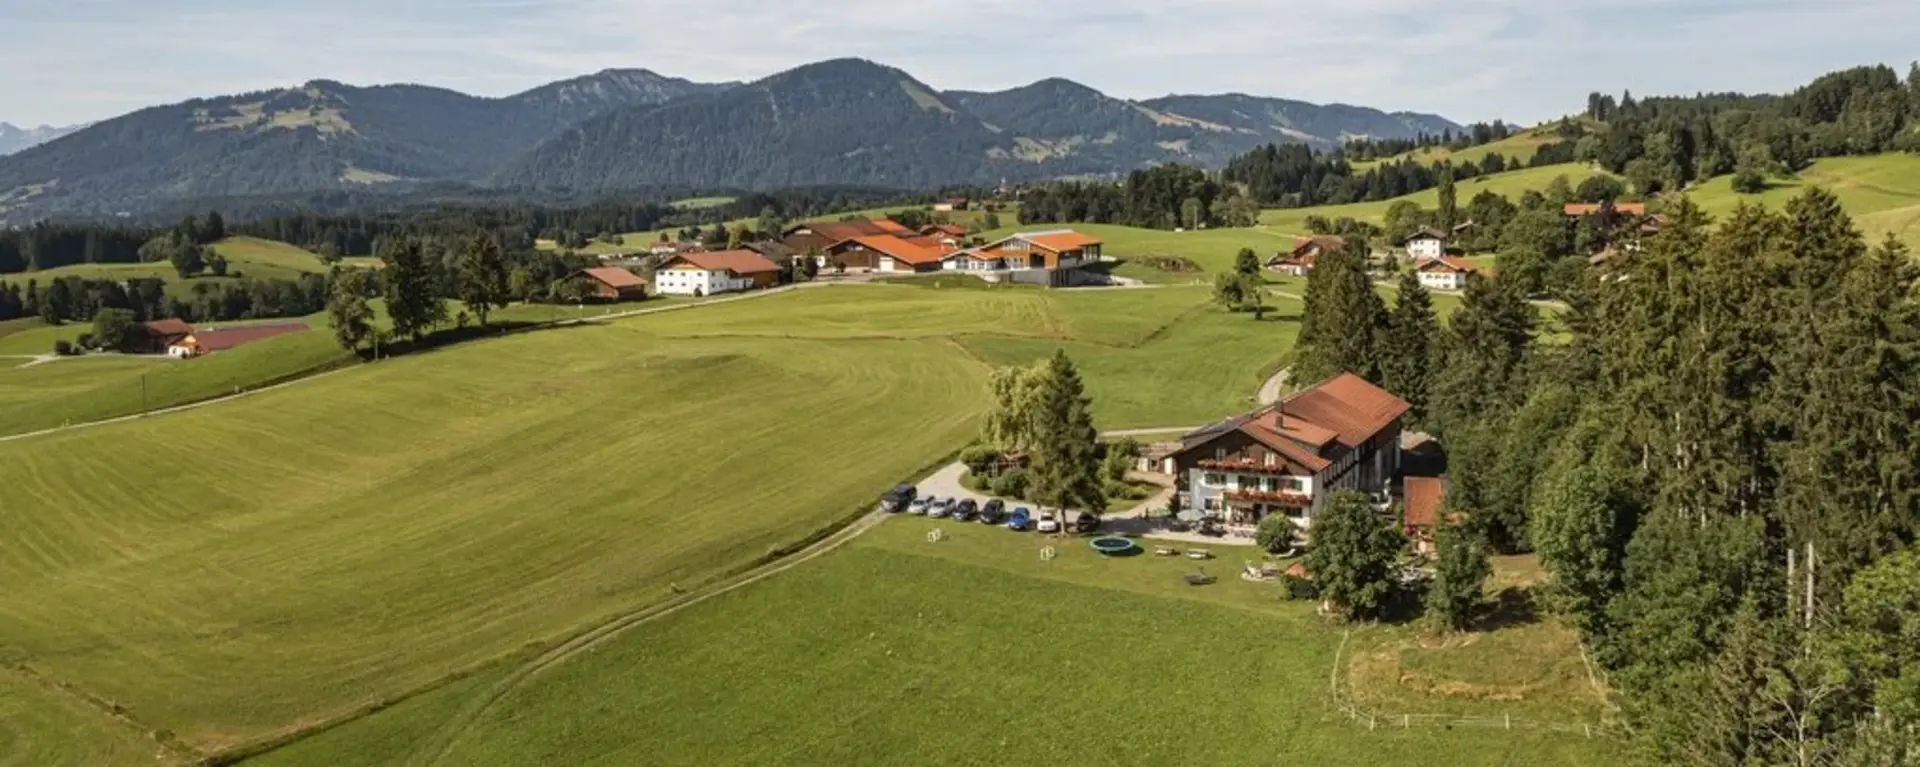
top-left (1291, 184), bottom-right (1920, 761)
top-left (1340, 120), bottom-right (1517, 162)
top-left (1015, 165), bottom-right (1260, 230)
top-left (1576, 64), bottom-right (1920, 196)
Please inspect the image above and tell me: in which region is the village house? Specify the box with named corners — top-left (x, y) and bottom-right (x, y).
top-left (568, 267), bottom-right (649, 301)
top-left (1266, 235), bottom-right (1345, 275)
top-left (933, 198), bottom-right (969, 212)
top-left (1401, 227), bottom-right (1449, 261)
top-left (1415, 256), bottom-right (1478, 291)
top-left (921, 223), bottom-right (969, 240)
top-left (1563, 201), bottom-right (1647, 218)
top-left (167, 322), bottom-right (311, 358)
top-left (841, 234), bottom-right (949, 273)
top-left (1166, 373), bottom-right (1410, 538)
top-left (784, 220), bottom-right (908, 271)
top-left (651, 250), bottom-right (782, 296)
top-left (139, 318), bottom-right (195, 354)
top-left (950, 230), bottom-right (1102, 271)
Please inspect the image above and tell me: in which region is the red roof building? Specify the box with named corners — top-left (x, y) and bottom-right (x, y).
top-left (170, 322), bottom-right (310, 358)
top-left (570, 267), bottom-right (648, 301)
top-left (1170, 373), bottom-right (1411, 533)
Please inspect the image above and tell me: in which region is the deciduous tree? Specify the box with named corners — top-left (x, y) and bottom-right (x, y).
top-left (1305, 491), bottom-right (1405, 620)
top-left (457, 233), bottom-right (511, 326)
top-left (379, 237), bottom-right (444, 342)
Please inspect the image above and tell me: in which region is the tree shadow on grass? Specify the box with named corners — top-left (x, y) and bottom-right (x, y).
top-left (1475, 586), bottom-right (1541, 632)
top-left (365, 318), bottom-right (600, 361)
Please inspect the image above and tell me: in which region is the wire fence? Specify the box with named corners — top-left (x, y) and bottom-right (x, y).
top-left (1327, 629), bottom-right (1628, 739)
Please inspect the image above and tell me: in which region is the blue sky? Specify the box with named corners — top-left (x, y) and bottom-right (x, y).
top-left (3, 0), bottom-right (1916, 127)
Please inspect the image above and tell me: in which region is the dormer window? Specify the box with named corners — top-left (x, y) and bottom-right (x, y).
top-left (1264, 453), bottom-right (1277, 467)
top-left (1214, 448), bottom-right (1227, 460)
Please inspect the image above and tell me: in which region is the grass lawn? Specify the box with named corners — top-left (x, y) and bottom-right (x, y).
top-left (262, 518), bottom-right (1626, 766)
top-left (0, 315), bottom-right (350, 436)
top-left (0, 672), bottom-right (155, 767)
top-left (1351, 128), bottom-right (1566, 173)
top-left (1258, 164), bottom-right (1612, 237)
top-left (0, 319), bottom-right (991, 758)
top-left (0, 236), bottom-right (337, 301)
top-left (1686, 153), bottom-right (1920, 247)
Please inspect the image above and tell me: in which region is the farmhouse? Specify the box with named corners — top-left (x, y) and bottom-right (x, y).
top-left (1415, 256), bottom-right (1478, 291)
top-left (921, 223), bottom-right (969, 239)
top-left (954, 230), bottom-right (1103, 271)
top-left (139, 318), bottom-right (195, 354)
top-left (933, 198), bottom-right (969, 212)
top-left (1401, 227), bottom-right (1449, 261)
top-left (1168, 373), bottom-right (1410, 537)
top-left (844, 234), bottom-right (950, 273)
top-left (568, 267), bottom-right (648, 301)
top-left (652, 250), bottom-right (782, 296)
top-left (1266, 235), bottom-right (1344, 275)
top-left (167, 322), bottom-right (310, 358)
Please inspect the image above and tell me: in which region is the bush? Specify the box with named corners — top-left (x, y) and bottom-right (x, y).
top-left (76, 332), bottom-right (97, 350)
top-left (1282, 573), bottom-right (1319, 601)
top-left (990, 467), bottom-right (1030, 499)
top-left (1256, 514), bottom-right (1298, 555)
top-left (960, 444), bottom-right (1001, 475)
top-left (52, 340), bottom-right (75, 356)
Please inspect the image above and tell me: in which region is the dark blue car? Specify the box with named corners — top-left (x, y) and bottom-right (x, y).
top-left (1007, 507), bottom-right (1032, 531)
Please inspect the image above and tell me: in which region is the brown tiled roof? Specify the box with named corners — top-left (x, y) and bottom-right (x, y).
top-left (1417, 256), bottom-right (1478, 274)
top-left (1267, 252), bottom-right (1317, 268)
top-left (852, 235), bottom-right (948, 265)
top-left (923, 224), bottom-right (969, 238)
top-left (576, 267), bottom-right (645, 288)
top-left (1024, 231), bottom-right (1102, 252)
top-left (1563, 202), bottom-right (1647, 217)
top-left (144, 318), bottom-right (194, 337)
top-left (186, 322), bottom-right (309, 353)
top-left (668, 249), bottom-right (782, 275)
top-left (872, 219), bottom-right (914, 236)
top-left (1291, 235), bottom-right (1345, 258)
top-left (792, 220), bottom-right (892, 244)
top-left (1277, 372), bottom-right (1412, 449)
top-left (1401, 227), bottom-right (1449, 244)
top-left (1403, 476), bottom-right (1445, 530)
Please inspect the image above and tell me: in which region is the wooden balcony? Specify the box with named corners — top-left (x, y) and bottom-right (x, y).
top-left (1198, 458), bottom-right (1295, 476)
top-left (1224, 489), bottom-right (1313, 508)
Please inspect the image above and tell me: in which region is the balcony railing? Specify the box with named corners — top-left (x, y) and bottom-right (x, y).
top-left (1198, 458), bottom-right (1297, 476)
top-left (1223, 489), bottom-right (1313, 508)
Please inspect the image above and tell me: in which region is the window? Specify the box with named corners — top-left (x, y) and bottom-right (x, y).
top-left (1262, 477), bottom-right (1280, 493)
top-left (1263, 453), bottom-right (1276, 467)
top-left (1202, 497), bottom-right (1220, 511)
top-left (1282, 477), bottom-right (1306, 493)
top-left (1214, 447), bottom-right (1227, 460)
top-left (1202, 472), bottom-right (1227, 487)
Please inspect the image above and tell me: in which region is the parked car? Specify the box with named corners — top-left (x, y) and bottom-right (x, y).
top-left (1007, 507), bottom-right (1032, 531)
top-left (881, 484), bottom-right (916, 513)
top-left (928, 498), bottom-right (952, 519)
top-left (1036, 511), bottom-right (1060, 534)
top-left (1074, 512), bottom-right (1101, 533)
top-left (951, 499), bottom-right (979, 522)
top-left (907, 498), bottom-right (931, 515)
top-left (979, 499), bottom-right (1006, 524)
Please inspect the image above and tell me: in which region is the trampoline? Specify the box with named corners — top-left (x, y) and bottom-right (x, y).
top-left (1089, 537), bottom-right (1141, 556)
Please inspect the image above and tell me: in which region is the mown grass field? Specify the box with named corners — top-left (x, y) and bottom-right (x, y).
top-left (0, 312), bottom-right (993, 758)
top-left (1350, 128), bottom-right (1566, 173)
top-left (1, 282), bottom-right (1325, 763)
top-left (1258, 163), bottom-right (1612, 236)
top-left (255, 518), bottom-right (1624, 766)
top-left (0, 236), bottom-right (335, 300)
top-left (1688, 153), bottom-right (1920, 246)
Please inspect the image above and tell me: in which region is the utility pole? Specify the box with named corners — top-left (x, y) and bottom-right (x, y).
top-left (141, 372), bottom-right (148, 412)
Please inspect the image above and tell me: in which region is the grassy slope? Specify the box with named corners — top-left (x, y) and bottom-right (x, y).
top-left (1258, 163), bottom-right (1611, 236)
top-left (273, 518), bottom-right (1622, 767)
top-left (1351, 128), bottom-right (1564, 173)
top-left (0, 236), bottom-right (333, 301)
top-left (1687, 153), bottom-right (1920, 246)
top-left (0, 315), bottom-right (348, 436)
top-left (0, 673), bottom-right (154, 767)
top-left (0, 320), bottom-right (991, 754)
top-left (1, 284), bottom-right (1313, 759)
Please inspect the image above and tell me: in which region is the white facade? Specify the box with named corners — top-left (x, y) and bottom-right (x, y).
top-left (1418, 269), bottom-right (1468, 292)
top-left (1405, 236), bottom-right (1445, 261)
top-left (166, 343), bottom-right (195, 359)
top-left (653, 266), bottom-right (750, 296)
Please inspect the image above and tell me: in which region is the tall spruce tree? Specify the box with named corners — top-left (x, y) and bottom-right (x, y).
top-left (457, 233), bottom-right (511, 327)
top-left (1426, 520), bottom-right (1490, 632)
top-left (1436, 164), bottom-right (1459, 231)
top-left (1026, 350), bottom-right (1105, 520)
top-left (1379, 268), bottom-right (1438, 423)
top-left (1294, 241), bottom-right (1388, 384)
top-left (379, 237), bottom-right (445, 342)
top-left (1428, 272), bottom-right (1534, 440)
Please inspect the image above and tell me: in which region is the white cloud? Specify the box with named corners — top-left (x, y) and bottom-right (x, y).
top-left (1, 0), bottom-right (1915, 127)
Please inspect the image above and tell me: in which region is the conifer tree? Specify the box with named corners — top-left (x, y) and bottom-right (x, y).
top-left (379, 237), bottom-right (444, 342)
top-left (1294, 242), bottom-right (1387, 384)
top-left (1026, 350), bottom-right (1105, 521)
top-left (457, 233), bottom-right (511, 327)
top-left (1378, 268), bottom-right (1438, 423)
top-left (326, 269), bottom-right (374, 353)
top-left (1428, 273), bottom-right (1534, 439)
top-left (1426, 520), bottom-right (1489, 632)
top-left (1436, 164), bottom-right (1458, 230)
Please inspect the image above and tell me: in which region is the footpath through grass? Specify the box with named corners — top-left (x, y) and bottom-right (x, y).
top-left (260, 518), bottom-right (1627, 767)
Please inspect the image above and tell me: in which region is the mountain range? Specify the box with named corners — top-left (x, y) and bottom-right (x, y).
top-left (0, 122), bottom-right (85, 156)
top-left (0, 59), bottom-right (1461, 223)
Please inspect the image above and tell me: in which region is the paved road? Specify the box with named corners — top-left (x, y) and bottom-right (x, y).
top-left (1257, 367), bottom-right (1292, 406)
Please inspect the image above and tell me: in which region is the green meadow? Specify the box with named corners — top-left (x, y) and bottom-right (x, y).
top-left (0, 282), bottom-right (1327, 763)
top-left (0, 236), bottom-right (337, 300)
top-left (254, 519), bottom-right (1625, 767)
top-left (1350, 127), bottom-right (1568, 172)
top-left (1687, 153), bottom-right (1920, 246)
